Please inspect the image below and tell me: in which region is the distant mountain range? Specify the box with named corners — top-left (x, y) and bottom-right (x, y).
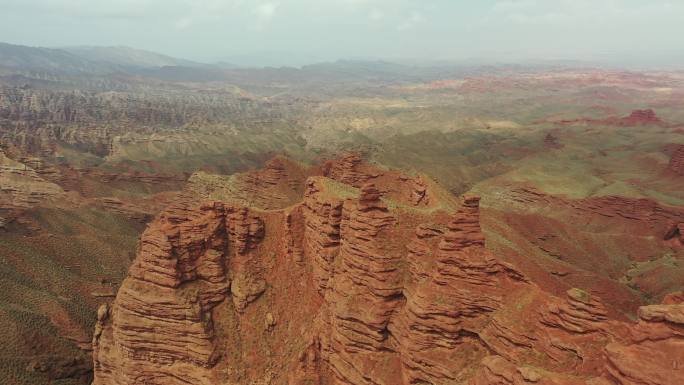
top-left (0, 41), bottom-right (597, 91)
top-left (62, 45), bottom-right (202, 69)
top-left (0, 42), bottom-right (212, 74)
top-left (0, 41), bottom-right (450, 86)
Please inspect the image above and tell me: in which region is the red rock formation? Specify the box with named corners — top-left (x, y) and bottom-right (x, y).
top-left (302, 178), bottom-right (345, 292)
top-left (187, 155), bottom-right (309, 210)
top-left (318, 182), bottom-right (403, 384)
top-left (505, 188), bottom-right (684, 282)
top-left (619, 109), bottom-right (663, 126)
top-left (481, 288), bottom-right (619, 374)
top-left (662, 291), bottom-right (684, 304)
top-left (551, 109), bottom-right (666, 127)
top-left (505, 187), bottom-right (684, 235)
top-left (392, 196), bottom-right (527, 384)
top-left (324, 154), bottom-right (444, 209)
top-left (0, 149), bottom-right (64, 208)
top-left (93, 201), bottom-right (264, 385)
top-left (604, 301), bottom-right (684, 385)
top-left (493, 186), bottom-right (684, 305)
top-left (469, 355), bottom-right (583, 385)
top-left (667, 144), bottom-right (684, 176)
top-left (288, 338), bottom-right (324, 385)
top-left (469, 291), bottom-right (684, 385)
top-left (93, 159), bottom-right (684, 385)
top-left (544, 133), bottom-right (564, 149)
top-left (664, 222), bottom-right (684, 247)
top-left (410, 176), bottom-right (430, 206)
top-left (241, 156), bottom-right (304, 194)
top-left (323, 153), bottom-right (375, 187)
top-left (283, 206), bottom-right (305, 263)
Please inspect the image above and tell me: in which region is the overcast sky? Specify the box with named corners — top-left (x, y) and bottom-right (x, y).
top-left (1, 0), bottom-right (682, 64)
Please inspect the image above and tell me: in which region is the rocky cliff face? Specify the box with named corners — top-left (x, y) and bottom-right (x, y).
top-left (93, 201), bottom-right (265, 385)
top-left (92, 156), bottom-right (684, 385)
top-left (389, 196), bottom-right (528, 384)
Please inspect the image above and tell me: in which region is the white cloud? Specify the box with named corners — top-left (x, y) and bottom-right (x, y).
top-left (397, 11), bottom-right (424, 31)
top-left (489, 0), bottom-right (684, 26)
top-left (253, 2), bottom-right (279, 30)
top-left (369, 8), bottom-right (384, 22)
top-left (175, 16), bottom-right (193, 30)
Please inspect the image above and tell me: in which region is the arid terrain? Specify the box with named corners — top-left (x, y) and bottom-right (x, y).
top-left (0, 42), bottom-right (683, 385)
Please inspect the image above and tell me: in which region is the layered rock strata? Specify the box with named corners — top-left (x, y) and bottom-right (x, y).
top-left (93, 201), bottom-right (264, 385)
top-left (93, 156), bottom-right (683, 385)
top-left (0, 149), bottom-right (64, 208)
top-left (605, 302), bottom-right (684, 385)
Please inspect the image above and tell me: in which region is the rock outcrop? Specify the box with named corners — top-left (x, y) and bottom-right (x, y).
top-left (605, 301), bottom-right (684, 385)
top-left (391, 196), bottom-right (527, 384)
top-left (544, 132), bottom-right (563, 149)
top-left (668, 144), bottom-right (684, 176)
top-left (318, 183), bottom-right (401, 383)
top-left (187, 156), bottom-right (310, 210)
top-left (665, 222), bottom-right (684, 247)
top-left (0, 149), bottom-right (64, 208)
top-left (504, 187), bottom-right (684, 241)
top-left (322, 152), bottom-right (374, 187)
top-left (553, 109), bottom-right (666, 127)
top-left (619, 109), bottom-right (663, 126)
top-left (93, 201), bottom-right (264, 385)
top-left (92, 156), bottom-right (684, 385)
top-left (409, 176), bottom-right (430, 206)
top-left (302, 178), bottom-right (345, 292)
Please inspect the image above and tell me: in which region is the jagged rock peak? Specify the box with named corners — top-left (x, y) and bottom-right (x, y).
top-left (323, 152), bottom-right (372, 187)
top-left (357, 182), bottom-right (388, 212)
top-left (359, 182), bottom-right (381, 200)
top-left (441, 195), bottom-right (486, 250)
top-left (463, 195), bottom-right (482, 210)
top-left (626, 108), bottom-right (661, 124)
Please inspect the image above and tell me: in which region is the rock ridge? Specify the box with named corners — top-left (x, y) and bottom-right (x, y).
top-left (92, 155), bottom-right (683, 385)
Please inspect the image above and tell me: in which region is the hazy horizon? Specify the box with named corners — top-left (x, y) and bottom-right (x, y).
top-left (1, 0), bottom-right (684, 67)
